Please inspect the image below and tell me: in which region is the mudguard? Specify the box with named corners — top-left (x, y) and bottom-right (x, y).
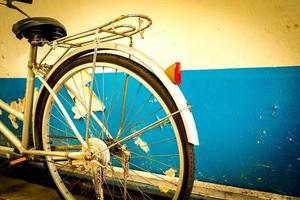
top-left (41, 43), bottom-right (199, 145)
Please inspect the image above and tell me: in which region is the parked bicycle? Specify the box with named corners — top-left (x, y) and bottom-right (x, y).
top-left (0, 0), bottom-right (199, 199)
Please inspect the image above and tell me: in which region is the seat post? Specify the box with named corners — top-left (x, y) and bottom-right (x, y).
top-left (21, 42), bottom-right (37, 149)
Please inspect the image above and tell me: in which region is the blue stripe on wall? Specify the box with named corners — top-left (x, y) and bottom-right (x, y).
top-left (0, 66), bottom-right (299, 196)
top-left (0, 78), bottom-right (26, 138)
top-left (180, 66), bottom-right (300, 196)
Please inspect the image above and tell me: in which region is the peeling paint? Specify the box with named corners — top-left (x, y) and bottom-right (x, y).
top-left (8, 98), bottom-right (25, 129)
top-left (260, 129), bottom-right (267, 136)
top-left (255, 164), bottom-right (271, 169)
top-left (65, 70), bottom-right (105, 119)
top-left (134, 137), bottom-right (150, 153)
top-left (158, 185), bottom-right (169, 193)
top-left (8, 114), bottom-right (19, 129)
top-left (257, 177), bottom-right (262, 181)
top-left (9, 98), bottom-right (25, 113)
top-left (159, 168), bottom-right (177, 193)
top-left (6, 88), bottom-right (38, 129)
top-left (148, 98), bottom-right (157, 103)
top-left (271, 104), bottom-right (279, 118)
top-left (164, 168), bottom-right (176, 177)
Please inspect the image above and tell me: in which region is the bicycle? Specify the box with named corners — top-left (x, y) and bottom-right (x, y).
top-left (0, 0), bottom-right (199, 199)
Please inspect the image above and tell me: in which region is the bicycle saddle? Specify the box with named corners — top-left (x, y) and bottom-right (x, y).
top-left (12, 17), bottom-right (67, 46)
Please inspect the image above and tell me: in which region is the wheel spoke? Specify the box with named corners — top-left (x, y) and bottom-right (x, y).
top-left (105, 107), bottom-right (188, 151)
top-left (116, 74), bottom-right (129, 139)
top-left (38, 55), bottom-right (193, 199)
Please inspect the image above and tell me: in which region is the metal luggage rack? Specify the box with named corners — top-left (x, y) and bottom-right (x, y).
top-left (37, 14), bottom-right (152, 72)
top-left (49, 14), bottom-right (152, 48)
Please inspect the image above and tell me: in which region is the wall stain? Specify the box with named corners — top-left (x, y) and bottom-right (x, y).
top-left (285, 24), bottom-right (299, 30)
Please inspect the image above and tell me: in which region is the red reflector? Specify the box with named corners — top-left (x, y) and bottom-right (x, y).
top-left (174, 62), bottom-right (181, 85)
top-left (165, 62), bottom-right (182, 85)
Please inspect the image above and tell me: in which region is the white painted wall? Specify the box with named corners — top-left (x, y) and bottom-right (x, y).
top-left (0, 0), bottom-right (300, 77)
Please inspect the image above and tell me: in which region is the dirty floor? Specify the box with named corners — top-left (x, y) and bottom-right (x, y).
top-left (0, 175), bottom-right (59, 200)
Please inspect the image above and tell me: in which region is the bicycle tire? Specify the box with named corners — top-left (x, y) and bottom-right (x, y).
top-left (34, 53), bottom-right (195, 200)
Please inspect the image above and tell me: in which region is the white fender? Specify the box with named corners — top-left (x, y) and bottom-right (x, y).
top-left (45, 43), bottom-right (199, 145)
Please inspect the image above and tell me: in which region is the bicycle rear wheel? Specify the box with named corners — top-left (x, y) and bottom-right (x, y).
top-left (35, 53), bottom-right (194, 199)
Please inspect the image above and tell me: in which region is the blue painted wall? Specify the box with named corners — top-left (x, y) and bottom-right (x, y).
top-left (0, 66), bottom-right (299, 196)
top-left (0, 78), bottom-right (26, 139)
top-left (180, 67), bottom-right (300, 196)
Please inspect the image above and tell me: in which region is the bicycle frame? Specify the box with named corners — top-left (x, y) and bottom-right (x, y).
top-left (0, 44), bottom-right (84, 160)
top-left (0, 14), bottom-right (150, 160)
top-left (0, 13), bottom-right (198, 162)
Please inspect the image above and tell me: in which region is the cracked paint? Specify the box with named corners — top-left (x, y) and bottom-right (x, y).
top-left (134, 137), bottom-right (150, 153)
top-left (65, 70), bottom-right (105, 119)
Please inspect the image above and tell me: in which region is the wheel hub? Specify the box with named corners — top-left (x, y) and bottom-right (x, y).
top-left (88, 138), bottom-right (110, 166)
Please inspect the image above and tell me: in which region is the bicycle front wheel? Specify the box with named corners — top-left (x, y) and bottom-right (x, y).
top-left (35, 53), bottom-right (194, 199)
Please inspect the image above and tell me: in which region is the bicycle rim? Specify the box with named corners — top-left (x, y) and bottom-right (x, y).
top-left (35, 54), bottom-right (194, 199)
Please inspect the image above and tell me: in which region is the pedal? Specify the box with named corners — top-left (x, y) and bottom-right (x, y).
top-left (9, 156), bottom-right (27, 166)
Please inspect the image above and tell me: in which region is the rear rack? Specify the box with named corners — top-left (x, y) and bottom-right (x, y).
top-left (48, 14), bottom-right (152, 48)
top-left (37, 14), bottom-right (152, 74)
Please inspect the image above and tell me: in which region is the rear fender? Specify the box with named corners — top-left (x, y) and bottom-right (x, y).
top-left (41, 43), bottom-right (199, 145)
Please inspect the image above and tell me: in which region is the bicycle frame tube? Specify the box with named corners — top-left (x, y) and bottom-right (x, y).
top-left (0, 44), bottom-right (86, 159)
top-left (0, 102), bottom-right (84, 159)
top-left (21, 44), bottom-right (37, 149)
top-left (0, 44), bottom-right (37, 153)
top-left (34, 72), bottom-right (88, 149)
top-left (0, 99), bottom-right (24, 120)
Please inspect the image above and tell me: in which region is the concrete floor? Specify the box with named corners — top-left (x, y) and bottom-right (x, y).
top-left (0, 161), bottom-right (61, 200)
top-left (0, 175), bottom-right (60, 200)
top-left (0, 161), bottom-right (296, 200)
top-left (0, 162), bottom-right (208, 200)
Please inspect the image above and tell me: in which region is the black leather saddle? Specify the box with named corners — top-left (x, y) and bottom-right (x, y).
top-left (12, 17), bottom-right (67, 46)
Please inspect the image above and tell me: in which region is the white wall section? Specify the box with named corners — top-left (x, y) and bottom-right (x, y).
top-left (0, 0), bottom-right (300, 77)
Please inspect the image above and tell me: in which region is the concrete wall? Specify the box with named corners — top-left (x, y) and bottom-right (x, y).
top-left (0, 0), bottom-right (300, 197)
top-left (1, 0), bottom-right (300, 77)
